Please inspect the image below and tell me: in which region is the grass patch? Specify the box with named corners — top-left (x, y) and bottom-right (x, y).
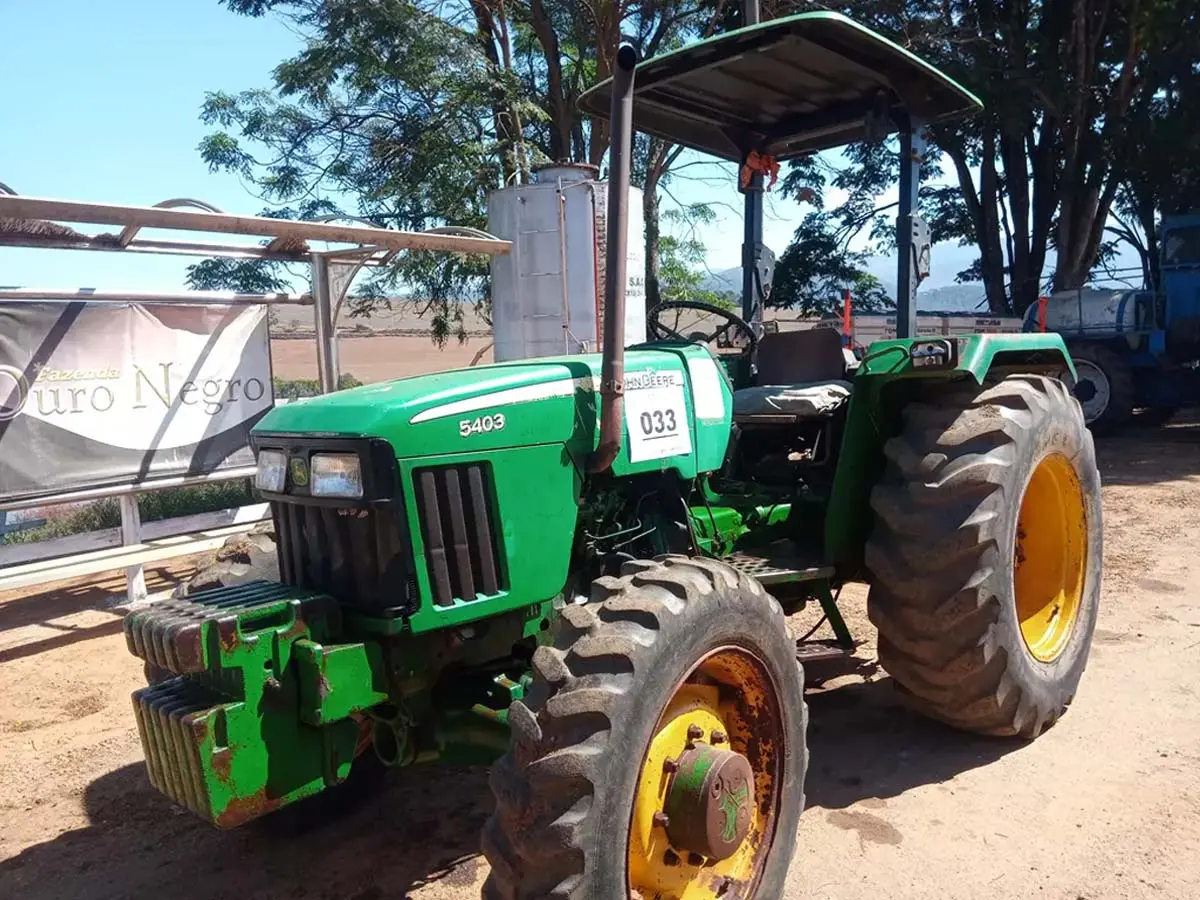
top-left (3, 480), bottom-right (262, 545)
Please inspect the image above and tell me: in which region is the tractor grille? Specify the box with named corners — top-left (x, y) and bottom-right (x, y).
top-left (274, 502), bottom-right (416, 617)
top-left (414, 463), bottom-right (504, 607)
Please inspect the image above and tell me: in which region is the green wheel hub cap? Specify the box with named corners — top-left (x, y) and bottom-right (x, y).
top-left (664, 742), bottom-right (756, 861)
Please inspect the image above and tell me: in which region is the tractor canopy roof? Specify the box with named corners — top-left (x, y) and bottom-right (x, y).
top-left (578, 12), bottom-right (982, 162)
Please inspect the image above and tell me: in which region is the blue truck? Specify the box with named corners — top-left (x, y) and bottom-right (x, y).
top-left (1024, 214), bottom-right (1200, 433)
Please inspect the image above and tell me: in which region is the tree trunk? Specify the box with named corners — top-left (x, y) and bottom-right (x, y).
top-left (528, 0), bottom-right (571, 161)
top-left (470, 2), bottom-right (517, 186)
top-left (644, 175), bottom-right (661, 309)
top-left (977, 123), bottom-right (1010, 313)
top-left (940, 130), bottom-right (1010, 315)
top-left (495, 0), bottom-right (528, 183)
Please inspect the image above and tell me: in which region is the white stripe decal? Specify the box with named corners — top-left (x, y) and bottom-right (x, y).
top-left (409, 377), bottom-right (590, 424)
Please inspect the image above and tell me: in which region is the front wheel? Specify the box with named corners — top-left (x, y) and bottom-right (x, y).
top-left (866, 374), bottom-right (1103, 738)
top-left (482, 556), bottom-right (807, 899)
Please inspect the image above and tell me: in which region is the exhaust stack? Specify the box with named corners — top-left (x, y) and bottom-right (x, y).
top-left (589, 42), bottom-right (639, 474)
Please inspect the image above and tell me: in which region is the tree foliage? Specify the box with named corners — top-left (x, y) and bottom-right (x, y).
top-left (773, 0), bottom-right (1200, 315)
top-left (198, 0), bottom-right (732, 341)
top-left (655, 207), bottom-right (736, 308)
top-left (199, 0), bottom-right (1200, 327)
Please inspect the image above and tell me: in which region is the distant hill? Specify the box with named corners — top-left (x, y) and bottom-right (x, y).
top-left (701, 264), bottom-right (990, 313)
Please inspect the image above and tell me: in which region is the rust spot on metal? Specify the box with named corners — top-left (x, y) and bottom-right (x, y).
top-left (217, 619), bottom-right (241, 654)
top-left (211, 748), bottom-right (233, 785)
top-left (213, 788), bottom-right (283, 828)
top-left (280, 611), bottom-right (309, 642)
top-left (709, 874), bottom-right (746, 898)
top-left (172, 624), bottom-right (206, 672)
top-left (317, 674), bottom-right (332, 701)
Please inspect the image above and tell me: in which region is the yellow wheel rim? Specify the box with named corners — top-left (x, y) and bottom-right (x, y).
top-left (627, 647), bottom-right (784, 900)
top-left (1013, 453), bottom-right (1088, 662)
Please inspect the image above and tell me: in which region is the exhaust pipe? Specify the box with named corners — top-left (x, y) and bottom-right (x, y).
top-left (589, 42), bottom-right (639, 474)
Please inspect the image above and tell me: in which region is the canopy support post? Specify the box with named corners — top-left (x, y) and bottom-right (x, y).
top-left (739, 0), bottom-right (764, 338)
top-left (311, 252), bottom-right (339, 394)
top-left (895, 116), bottom-right (931, 340)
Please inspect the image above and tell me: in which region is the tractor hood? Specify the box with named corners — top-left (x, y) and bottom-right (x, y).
top-left (253, 345), bottom-right (734, 477)
top-left (257, 354), bottom-right (601, 455)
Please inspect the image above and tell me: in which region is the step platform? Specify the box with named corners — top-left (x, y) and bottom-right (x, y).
top-left (796, 639), bottom-right (856, 664)
top-left (724, 545), bottom-right (834, 587)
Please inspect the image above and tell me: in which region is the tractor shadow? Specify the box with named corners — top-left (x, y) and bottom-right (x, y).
top-left (1094, 410), bottom-right (1200, 486)
top-left (0, 675), bottom-right (1031, 900)
top-left (0, 562), bottom-right (191, 651)
top-left (802, 673), bottom-right (1024, 811)
top-left (0, 761), bottom-right (493, 900)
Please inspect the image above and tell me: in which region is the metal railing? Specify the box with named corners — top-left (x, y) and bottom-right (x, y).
top-left (0, 191), bottom-right (511, 601)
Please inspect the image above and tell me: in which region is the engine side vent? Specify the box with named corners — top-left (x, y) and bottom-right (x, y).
top-left (414, 463), bottom-right (504, 607)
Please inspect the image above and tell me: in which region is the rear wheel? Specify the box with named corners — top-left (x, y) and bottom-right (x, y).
top-left (1068, 343), bottom-right (1134, 434)
top-left (482, 556), bottom-right (807, 899)
top-left (865, 374), bottom-right (1102, 738)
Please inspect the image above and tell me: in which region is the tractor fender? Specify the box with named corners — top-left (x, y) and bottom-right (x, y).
top-left (825, 332), bottom-right (1076, 576)
top-left (852, 332), bottom-right (1077, 385)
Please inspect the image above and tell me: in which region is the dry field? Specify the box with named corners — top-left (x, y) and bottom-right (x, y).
top-left (271, 334), bottom-right (496, 384)
top-left (2, 417), bottom-right (1199, 900)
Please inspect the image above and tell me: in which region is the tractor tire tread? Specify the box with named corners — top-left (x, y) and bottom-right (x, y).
top-left (481, 555), bottom-right (806, 900)
top-left (866, 374), bottom-right (1101, 738)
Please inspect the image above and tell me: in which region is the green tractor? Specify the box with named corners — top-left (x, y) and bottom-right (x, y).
top-left (124, 13), bottom-right (1102, 899)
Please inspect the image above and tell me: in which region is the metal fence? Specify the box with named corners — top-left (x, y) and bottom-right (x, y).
top-left (0, 192), bottom-right (510, 601)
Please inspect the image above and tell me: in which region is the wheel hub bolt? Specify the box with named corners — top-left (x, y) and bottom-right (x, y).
top-left (663, 758), bottom-right (679, 773)
top-left (710, 729), bottom-right (727, 744)
top-left (653, 812), bottom-right (670, 828)
top-left (686, 724), bottom-right (704, 741)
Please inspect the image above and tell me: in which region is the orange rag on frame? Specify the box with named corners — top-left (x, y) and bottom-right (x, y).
top-left (740, 151), bottom-right (780, 191)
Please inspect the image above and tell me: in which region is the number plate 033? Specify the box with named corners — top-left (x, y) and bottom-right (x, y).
top-left (624, 376), bottom-right (692, 462)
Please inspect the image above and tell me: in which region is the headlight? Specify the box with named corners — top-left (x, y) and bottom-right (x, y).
top-left (311, 453), bottom-right (364, 498)
top-left (255, 450), bottom-right (286, 493)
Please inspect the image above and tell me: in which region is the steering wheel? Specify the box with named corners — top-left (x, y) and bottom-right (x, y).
top-left (646, 300), bottom-right (759, 357)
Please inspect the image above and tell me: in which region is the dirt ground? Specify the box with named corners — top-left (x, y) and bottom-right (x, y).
top-left (2, 416), bottom-right (1200, 900)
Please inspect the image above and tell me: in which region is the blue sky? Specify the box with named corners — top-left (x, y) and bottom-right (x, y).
top-left (0, 1), bottom-right (956, 296)
top-left (0, 1), bottom-right (300, 291)
top-left (0, 2), bottom-right (1134, 299)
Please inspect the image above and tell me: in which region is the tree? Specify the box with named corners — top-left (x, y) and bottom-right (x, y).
top-left (770, 151), bottom-right (897, 315)
top-left (198, 0), bottom-right (729, 341)
top-left (771, 0), bottom-right (1196, 315)
top-left (656, 208), bottom-right (737, 308)
top-left (1103, 8), bottom-right (1200, 289)
top-left (772, 213), bottom-right (891, 315)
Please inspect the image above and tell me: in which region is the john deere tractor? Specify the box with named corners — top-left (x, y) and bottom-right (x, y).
top-left (123, 13), bottom-right (1102, 899)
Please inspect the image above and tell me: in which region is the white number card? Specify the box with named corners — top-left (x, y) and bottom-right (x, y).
top-left (624, 369), bottom-right (692, 462)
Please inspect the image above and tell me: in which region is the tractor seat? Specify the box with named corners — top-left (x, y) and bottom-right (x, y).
top-left (733, 328), bottom-right (854, 424)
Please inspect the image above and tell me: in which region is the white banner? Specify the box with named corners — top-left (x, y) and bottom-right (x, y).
top-left (0, 302), bottom-right (273, 501)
